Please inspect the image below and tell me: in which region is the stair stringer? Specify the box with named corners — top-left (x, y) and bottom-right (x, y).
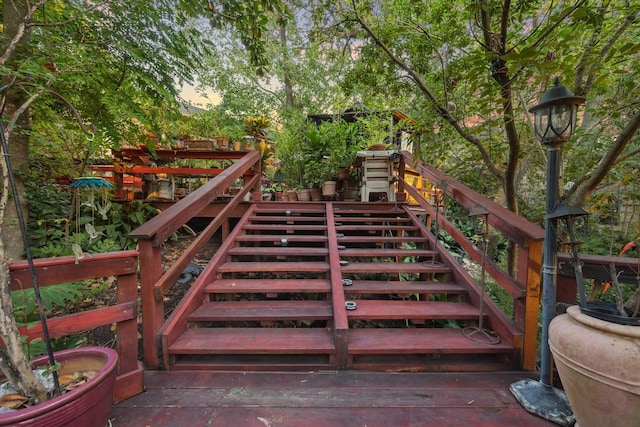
top-left (402, 205), bottom-right (524, 352)
top-left (157, 204), bottom-right (259, 370)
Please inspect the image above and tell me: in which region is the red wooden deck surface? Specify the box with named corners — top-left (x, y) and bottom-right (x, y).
top-left (109, 370), bottom-right (556, 426)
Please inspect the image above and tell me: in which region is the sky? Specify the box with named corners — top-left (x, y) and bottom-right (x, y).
top-left (180, 83), bottom-right (221, 108)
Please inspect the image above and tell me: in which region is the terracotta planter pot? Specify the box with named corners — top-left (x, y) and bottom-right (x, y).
top-left (286, 190), bottom-right (298, 201)
top-left (297, 188), bottom-right (311, 201)
top-left (216, 137), bottom-right (229, 150)
top-left (309, 187), bottom-right (322, 201)
top-left (322, 181), bottom-right (337, 197)
top-left (0, 347), bottom-right (118, 427)
top-left (549, 305), bottom-right (640, 427)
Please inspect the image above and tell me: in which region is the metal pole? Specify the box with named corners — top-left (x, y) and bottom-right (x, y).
top-left (509, 141), bottom-right (574, 425)
top-left (539, 143), bottom-right (561, 387)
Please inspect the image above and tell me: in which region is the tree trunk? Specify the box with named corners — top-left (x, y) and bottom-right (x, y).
top-left (2, 0), bottom-right (30, 262)
top-left (280, 25), bottom-right (295, 109)
top-left (0, 0), bottom-right (49, 403)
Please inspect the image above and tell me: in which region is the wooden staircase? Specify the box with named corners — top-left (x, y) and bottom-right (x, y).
top-left (161, 202), bottom-right (519, 372)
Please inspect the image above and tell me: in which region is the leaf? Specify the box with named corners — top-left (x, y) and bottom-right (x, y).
top-left (0, 394), bottom-right (28, 409)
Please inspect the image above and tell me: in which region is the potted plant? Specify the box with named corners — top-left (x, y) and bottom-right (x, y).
top-left (0, 347), bottom-right (118, 426)
top-left (0, 113), bottom-right (118, 426)
top-left (303, 160), bottom-right (337, 192)
top-left (244, 115), bottom-right (271, 139)
top-left (549, 239), bottom-right (640, 427)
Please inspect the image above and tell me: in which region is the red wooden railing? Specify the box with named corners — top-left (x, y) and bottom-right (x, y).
top-left (398, 152), bottom-right (546, 370)
top-left (9, 250), bottom-right (143, 403)
top-left (557, 252), bottom-right (639, 301)
top-left (129, 150), bottom-right (261, 368)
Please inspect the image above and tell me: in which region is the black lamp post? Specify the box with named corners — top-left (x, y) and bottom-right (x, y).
top-left (510, 77), bottom-right (585, 425)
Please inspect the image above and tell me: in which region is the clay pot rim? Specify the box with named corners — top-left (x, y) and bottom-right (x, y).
top-left (567, 305), bottom-right (640, 338)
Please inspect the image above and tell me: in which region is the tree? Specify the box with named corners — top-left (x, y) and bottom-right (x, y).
top-left (0, 0), bottom-right (285, 404)
top-left (196, 0), bottom-right (356, 122)
top-left (326, 0), bottom-right (638, 271)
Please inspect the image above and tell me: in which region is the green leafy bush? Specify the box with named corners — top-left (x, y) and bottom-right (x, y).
top-left (26, 181), bottom-right (159, 257)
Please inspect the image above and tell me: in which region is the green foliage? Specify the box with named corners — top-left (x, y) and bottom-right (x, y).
top-left (26, 336), bottom-right (87, 359)
top-left (320, 0), bottom-right (640, 224)
top-left (25, 180), bottom-right (159, 257)
top-left (12, 283), bottom-right (87, 325)
top-left (12, 280), bottom-right (98, 357)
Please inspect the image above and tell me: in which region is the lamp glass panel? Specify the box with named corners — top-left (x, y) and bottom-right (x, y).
top-left (549, 104), bottom-right (577, 141)
top-left (534, 108), bottom-right (551, 141)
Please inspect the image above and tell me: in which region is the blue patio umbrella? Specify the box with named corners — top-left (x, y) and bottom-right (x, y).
top-left (69, 176), bottom-right (114, 189)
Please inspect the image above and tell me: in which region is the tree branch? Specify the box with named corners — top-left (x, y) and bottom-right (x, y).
top-left (568, 110), bottom-right (640, 205)
top-left (345, 0), bottom-right (504, 180)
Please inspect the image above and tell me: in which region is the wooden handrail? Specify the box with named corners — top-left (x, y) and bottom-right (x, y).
top-left (557, 252), bottom-right (639, 303)
top-left (130, 150), bottom-right (260, 245)
top-left (401, 152), bottom-right (544, 246)
top-left (398, 151), bottom-right (545, 370)
top-left (152, 174), bottom-right (260, 301)
top-left (9, 251), bottom-right (143, 403)
top-left (131, 150), bottom-right (261, 368)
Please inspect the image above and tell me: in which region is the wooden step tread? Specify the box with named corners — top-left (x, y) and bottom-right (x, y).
top-left (344, 300), bottom-right (479, 320)
top-left (338, 248), bottom-right (435, 258)
top-left (254, 208), bottom-right (326, 215)
top-left (189, 300), bottom-right (333, 321)
top-left (244, 224), bottom-right (327, 231)
top-left (169, 328), bottom-right (335, 355)
top-left (249, 215), bottom-right (327, 222)
top-left (337, 236), bottom-right (428, 243)
top-left (336, 225), bottom-right (419, 231)
top-left (333, 217), bottom-right (412, 224)
top-left (218, 261), bottom-right (330, 273)
top-left (344, 280), bottom-right (466, 294)
top-left (340, 261), bottom-right (450, 274)
top-left (347, 328), bottom-right (512, 354)
top-left (228, 247), bottom-right (329, 256)
top-left (235, 235), bottom-right (328, 243)
top-left (333, 209), bottom-right (405, 215)
top-left (205, 279), bottom-right (331, 294)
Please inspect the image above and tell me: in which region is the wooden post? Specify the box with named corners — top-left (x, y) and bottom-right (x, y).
top-left (114, 265), bottom-right (145, 402)
top-left (517, 239), bottom-right (543, 371)
top-left (325, 203), bottom-right (349, 368)
top-left (139, 239), bottom-right (164, 369)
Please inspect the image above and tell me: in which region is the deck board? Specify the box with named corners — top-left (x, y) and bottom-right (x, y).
top-left (218, 261), bottom-right (330, 273)
top-left (344, 300), bottom-right (480, 320)
top-left (205, 278), bottom-right (331, 294)
top-left (189, 300), bottom-right (333, 321)
top-left (169, 328), bottom-right (335, 354)
top-left (344, 280), bottom-right (465, 294)
top-left (340, 261), bottom-right (450, 274)
top-left (109, 370), bottom-right (558, 426)
top-left (347, 328), bottom-right (512, 354)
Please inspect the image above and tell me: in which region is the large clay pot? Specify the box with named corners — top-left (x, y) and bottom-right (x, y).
top-left (0, 347), bottom-right (118, 427)
top-left (309, 187), bottom-right (322, 201)
top-left (286, 190), bottom-right (298, 201)
top-left (322, 180), bottom-right (337, 197)
top-left (549, 305), bottom-right (640, 427)
top-left (297, 188), bottom-right (311, 201)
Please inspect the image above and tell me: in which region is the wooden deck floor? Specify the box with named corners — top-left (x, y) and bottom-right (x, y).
top-left (108, 370), bottom-right (557, 426)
